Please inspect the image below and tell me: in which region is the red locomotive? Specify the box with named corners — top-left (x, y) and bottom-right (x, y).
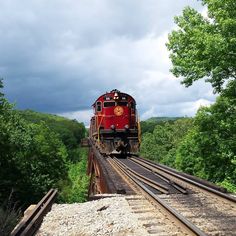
top-left (90, 89), bottom-right (140, 155)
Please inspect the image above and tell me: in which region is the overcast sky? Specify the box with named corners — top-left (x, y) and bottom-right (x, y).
top-left (0, 0), bottom-right (215, 125)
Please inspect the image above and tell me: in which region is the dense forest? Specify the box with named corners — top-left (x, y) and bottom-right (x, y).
top-left (140, 87), bottom-right (236, 192)
top-left (0, 79), bottom-right (89, 233)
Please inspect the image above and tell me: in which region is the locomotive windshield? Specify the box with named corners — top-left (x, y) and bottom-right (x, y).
top-left (117, 101), bottom-right (128, 106)
top-left (104, 101), bottom-right (129, 107)
top-left (104, 102), bottom-right (116, 107)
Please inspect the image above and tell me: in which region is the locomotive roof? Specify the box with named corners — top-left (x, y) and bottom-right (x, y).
top-left (92, 89), bottom-right (136, 106)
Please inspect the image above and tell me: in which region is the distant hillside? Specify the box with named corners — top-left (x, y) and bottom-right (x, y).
top-left (141, 117), bottom-right (184, 134)
top-left (17, 109), bottom-right (86, 149)
top-left (18, 109), bottom-right (72, 123)
top-left (145, 117), bottom-right (183, 123)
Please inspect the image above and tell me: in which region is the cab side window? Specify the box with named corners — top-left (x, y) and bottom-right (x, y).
top-left (130, 102), bottom-right (136, 114)
top-left (96, 101), bottom-right (102, 112)
top-left (130, 102), bottom-right (135, 109)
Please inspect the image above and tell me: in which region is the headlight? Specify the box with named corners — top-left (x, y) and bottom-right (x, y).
top-left (125, 124), bottom-right (129, 129)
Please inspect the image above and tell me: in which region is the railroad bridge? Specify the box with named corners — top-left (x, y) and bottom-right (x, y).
top-left (12, 139), bottom-right (236, 236)
top-left (85, 139), bottom-right (236, 235)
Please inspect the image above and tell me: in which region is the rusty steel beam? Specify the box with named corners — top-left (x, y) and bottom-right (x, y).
top-left (87, 139), bottom-right (131, 196)
top-left (87, 144), bottom-right (117, 195)
top-left (11, 189), bottom-right (57, 236)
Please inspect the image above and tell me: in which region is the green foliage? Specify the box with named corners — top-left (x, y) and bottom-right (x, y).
top-left (140, 118), bottom-right (193, 167)
top-left (18, 110), bottom-right (86, 151)
top-left (141, 117), bottom-right (182, 134)
top-left (0, 78), bottom-right (88, 236)
top-left (140, 121), bottom-right (157, 134)
top-left (146, 117), bottom-right (182, 123)
top-left (140, 132), bottom-right (159, 161)
top-left (141, 101), bottom-right (236, 192)
top-left (59, 148), bottom-right (89, 203)
top-left (218, 179), bottom-right (236, 193)
top-left (0, 192), bottom-right (21, 236)
top-left (0, 79), bottom-right (4, 106)
top-left (0, 99), bottom-right (69, 204)
top-left (167, 0), bottom-right (236, 92)
top-left (176, 85), bottom-right (236, 188)
top-left (22, 123), bottom-right (68, 202)
top-left (0, 80), bottom-right (88, 208)
top-left (162, 0), bottom-right (236, 192)
top-left (17, 109), bottom-right (86, 162)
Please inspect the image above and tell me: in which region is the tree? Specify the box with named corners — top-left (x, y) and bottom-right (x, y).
top-left (176, 84), bottom-right (236, 189)
top-left (166, 0), bottom-right (236, 192)
top-left (167, 0), bottom-right (236, 93)
top-left (0, 81), bottom-right (69, 205)
top-left (18, 110), bottom-right (86, 157)
top-left (0, 79), bottom-right (6, 111)
top-left (140, 132), bottom-right (160, 161)
top-left (140, 118), bottom-right (193, 166)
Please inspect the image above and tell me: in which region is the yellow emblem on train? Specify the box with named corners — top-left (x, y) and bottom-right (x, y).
top-left (114, 106), bottom-right (124, 116)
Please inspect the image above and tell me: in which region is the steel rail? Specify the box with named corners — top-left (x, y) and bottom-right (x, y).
top-left (11, 189), bottom-right (57, 236)
top-left (131, 157), bottom-right (236, 203)
top-left (112, 158), bottom-right (169, 194)
top-left (111, 158), bottom-right (207, 236)
top-left (129, 158), bottom-right (188, 194)
top-left (138, 157), bottom-right (227, 192)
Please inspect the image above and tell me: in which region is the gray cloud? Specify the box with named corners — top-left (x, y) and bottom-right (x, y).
top-left (0, 0), bottom-right (213, 124)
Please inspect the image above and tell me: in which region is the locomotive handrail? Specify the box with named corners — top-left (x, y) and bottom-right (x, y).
top-left (96, 115), bottom-right (104, 143)
top-left (95, 114), bottom-right (127, 118)
top-left (137, 114), bottom-right (141, 144)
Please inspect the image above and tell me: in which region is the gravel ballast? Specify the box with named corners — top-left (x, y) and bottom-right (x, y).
top-left (37, 195), bottom-right (149, 236)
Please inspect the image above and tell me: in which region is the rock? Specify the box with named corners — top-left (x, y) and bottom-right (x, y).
top-left (36, 195), bottom-right (147, 236)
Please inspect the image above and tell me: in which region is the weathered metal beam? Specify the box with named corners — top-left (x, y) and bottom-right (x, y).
top-left (87, 139), bottom-right (134, 196)
top-left (11, 189), bottom-right (57, 236)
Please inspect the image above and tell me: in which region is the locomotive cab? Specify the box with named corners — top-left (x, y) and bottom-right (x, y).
top-left (90, 89), bottom-right (140, 155)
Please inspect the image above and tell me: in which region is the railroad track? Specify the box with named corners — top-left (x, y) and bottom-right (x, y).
top-left (130, 156), bottom-right (236, 203)
top-left (11, 189), bottom-right (57, 236)
top-left (109, 156), bottom-right (236, 236)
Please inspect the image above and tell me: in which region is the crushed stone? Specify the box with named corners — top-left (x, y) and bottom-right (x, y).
top-left (36, 195), bottom-right (148, 236)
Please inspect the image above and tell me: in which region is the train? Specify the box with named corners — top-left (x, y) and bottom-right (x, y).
top-left (89, 89), bottom-right (140, 155)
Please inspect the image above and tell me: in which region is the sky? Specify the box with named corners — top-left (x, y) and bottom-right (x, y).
top-left (0, 0), bottom-right (216, 125)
